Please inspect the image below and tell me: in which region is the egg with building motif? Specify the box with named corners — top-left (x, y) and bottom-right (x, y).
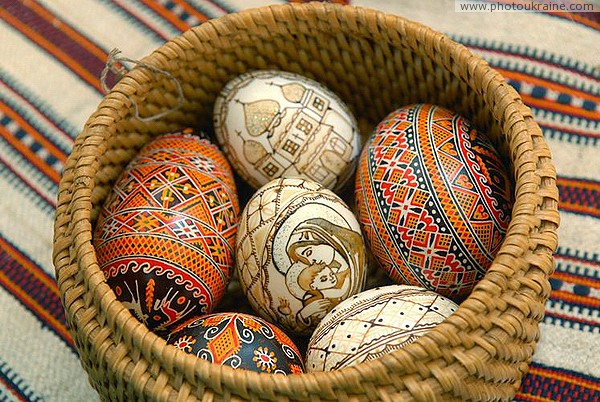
top-left (236, 177), bottom-right (367, 335)
top-left (213, 70), bottom-right (361, 193)
top-left (305, 285), bottom-right (458, 372)
top-left (93, 128), bottom-right (239, 334)
top-left (355, 104), bottom-right (513, 301)
top-left (166, 312), bottom-right (305, 374)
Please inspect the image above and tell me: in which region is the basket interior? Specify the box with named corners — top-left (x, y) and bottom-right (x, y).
top-left (57, 3), bottom-right (558, 401)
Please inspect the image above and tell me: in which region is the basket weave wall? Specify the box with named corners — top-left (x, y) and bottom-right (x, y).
top-left (53, 3), bottom-right (559, 401)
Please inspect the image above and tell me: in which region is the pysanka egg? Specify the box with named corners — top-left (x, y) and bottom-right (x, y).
top-left (166, 312), bottom-right (305, 374)
top-left (355, 104), bottom-right (513, 300)
top-left (213, 70), bottom-right (361, 192)
top-left (305, 285), bottom-right (458, 372)
top-left (236, 177), bottom-right (367, 335)
top-left (93, 129), bottom-right (239, 333)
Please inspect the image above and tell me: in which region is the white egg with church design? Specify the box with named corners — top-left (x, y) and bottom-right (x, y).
top-left (213, 70), bottom-right (361, 193)
top-left (235, 178), bottom-right (368, 335)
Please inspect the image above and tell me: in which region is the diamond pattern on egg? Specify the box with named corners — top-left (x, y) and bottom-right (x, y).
top-left (305, 285), bottom-right (458, 372)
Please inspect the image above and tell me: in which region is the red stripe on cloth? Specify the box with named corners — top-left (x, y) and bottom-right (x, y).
top-left (550, 289), bottom-right (600, 309)
top-left (1, 100), bottom-right (67, 169)
top-left (0, 80), bottom-right (76, 148)
top-left (0, 237), bottom-right (74, 350)
top-left (111, 0), bottom-right (173, 40)
top-left (552, 270), bottom-right (600, 289)
top-left (137, 0), bottom-right (193, 32)
top-left (496, 69), bottom-right (600, 118)
top-left (0, 0), bottom-right (105, 92)
top-left (0, 125), bottom-right (61, 185)
top-left (24, 0), bottom-right (108, 60)
top-left (544, 310), bottom-right (600, 329)
top-left (539, 122), bottom-right (600, 142)
top-left (516, 363), bottom-right (600, 401)
top-left (0, 374), bottom-right (28, 402)
top-left (555, 252), bottom-right (600, 269)
top-left (171, 0), bottom-right (211, 24)
top-left (0, 155), bottom-right (56, 209)
top-left (557, 177), bottom-right (600, 219)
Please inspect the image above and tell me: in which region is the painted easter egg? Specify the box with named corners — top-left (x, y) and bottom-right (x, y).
top-left (355, 104), bottom-right (513, 300)
top-left (93, 128), bottom-right (239, 333)
top-left (236, 177), bottom-right (367, 335)
top-left (305, 285), bottom-right (458, 372)
top-left (213, 70), bottom-right (361, 192)
top-left (166, 312), bottom-right (305, 375)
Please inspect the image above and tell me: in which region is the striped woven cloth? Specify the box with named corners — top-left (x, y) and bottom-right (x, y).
top-left (0, 0), bottom-right (598, 400)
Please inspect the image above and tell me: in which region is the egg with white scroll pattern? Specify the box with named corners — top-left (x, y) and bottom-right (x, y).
top-left (213, 70), bottom-right (361, 193)
top-left (305, 285), bottom-right (458, 372)
top-left (355, 104), bottom-right (513, 301)
top-left (166, 312), bottom-right (305, 375)
top-left (235, 177), bottom-right (368, 335)
top-left (93, 128), bottom-right (239, 334)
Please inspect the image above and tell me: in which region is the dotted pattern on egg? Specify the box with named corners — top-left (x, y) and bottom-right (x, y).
top-left (305, 285), bottom-right (458, 372)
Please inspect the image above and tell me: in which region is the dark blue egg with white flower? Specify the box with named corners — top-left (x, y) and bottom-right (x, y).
top-left (166, 312), bottom-right (305, 374)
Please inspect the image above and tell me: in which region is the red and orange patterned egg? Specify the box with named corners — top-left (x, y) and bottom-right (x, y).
top-left (166, 312), bottom-right (305, 374)
top-left (93, 128), bottom-right (239, 333)
top-left (355, 104), bottom-right (513, 300)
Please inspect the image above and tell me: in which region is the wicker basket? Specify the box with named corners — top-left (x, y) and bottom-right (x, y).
top-left (53, 3), bottom-right (560, 401)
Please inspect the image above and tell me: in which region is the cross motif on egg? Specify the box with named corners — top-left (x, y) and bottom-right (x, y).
top-left (93, 129), bottom-right (240, 334)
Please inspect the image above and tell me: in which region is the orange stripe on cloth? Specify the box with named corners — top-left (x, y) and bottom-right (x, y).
top-left (559, 176), bottom-right (600, 188)
top-left (1, 100), bottom-right (67, 163)
top-left (0, 270), bottom-right (73, 348)
top-left (527, 365), bottom-right (600, 392)
top-left (171, 0), bottom-right (210, 24)
top-left (556, 177), bottom-right (600, 218)
top-left (495, 71), bottom-right (600, 102)
top-left (0, 375), bottom-right (28, 402)
top-left (551, 271), bottom-right (600, 289)
top-left (24, 0), bottom-right (108, 61)
top-left (0, 238), bottom-right (73, 348)
top-left (138, 0), bottom-right (191, 32)
top-left (0, 8), bottom-right (102, 92)
top-left (521, 95), bottom-right (600, 120)
top-left (0, 124), bottom-right (61, 185)
top-left (551, 289), bottom-right (600, 309)
top-left (513, 394), bottom-right (556, 402)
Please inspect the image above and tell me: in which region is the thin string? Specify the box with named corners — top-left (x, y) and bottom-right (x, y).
top-left (100, 48), bottom-right (184, 122)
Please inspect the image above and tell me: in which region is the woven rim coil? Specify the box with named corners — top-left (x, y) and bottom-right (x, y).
top-left (53, 3), bottom-right (560, 401)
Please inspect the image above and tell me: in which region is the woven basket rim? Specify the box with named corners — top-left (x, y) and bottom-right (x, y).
top-left (53, 2), bottom-right (560, 400)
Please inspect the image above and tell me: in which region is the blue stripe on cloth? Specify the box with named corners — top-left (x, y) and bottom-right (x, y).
top-left (0, 162), bottom-right (55, 213)
top-left (517, 362), bottom-right (600, 401)
top-left (105, 0), bottom-right (176, 41)
top-left (541, 125), bottom-right (599, 146)
top-left (0, 70), bottom-right (79, 139)
top-left (556, 247), bottom-right (600, 267)
top-left (0, 360), bottom-right (43, 402)
top-left (186, 0), bottom-right (231, 17)
top-left (0, 84), bottom-right (75, 154)
top-left (451, 35), bottom-right (600, 80)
